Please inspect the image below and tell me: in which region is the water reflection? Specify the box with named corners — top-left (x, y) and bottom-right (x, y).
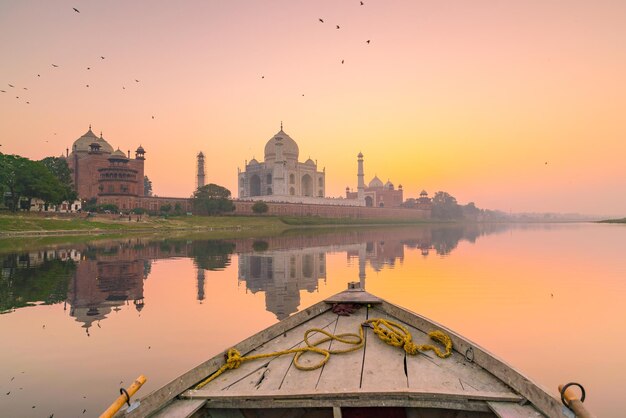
top-left (0, 224), bottom-right (513, 326)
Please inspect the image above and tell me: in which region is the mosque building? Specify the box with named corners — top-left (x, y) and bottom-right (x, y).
top-left (63, 126), bottom-right (192, 213)
top-left (345, 152), bottom-right (404, 207)
top-left (238, 125), bottom-right (327, 202)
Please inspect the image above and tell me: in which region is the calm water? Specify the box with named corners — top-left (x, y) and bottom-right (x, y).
top-left (1, 223), bottom-right (625, 417)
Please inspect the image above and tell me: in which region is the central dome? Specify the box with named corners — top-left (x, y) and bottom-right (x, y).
top-left (72, 127), bottom-right (114, 154)
top-left (264, 129), bottom-right (299, 162)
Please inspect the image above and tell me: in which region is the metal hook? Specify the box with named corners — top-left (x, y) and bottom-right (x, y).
top-left (464, 347), bottom-right (474, 363)
top-left (120, 388), bottom-right (131, 407)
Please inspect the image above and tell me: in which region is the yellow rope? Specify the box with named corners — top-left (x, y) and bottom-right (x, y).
top-left (364, 318), bottom-right (453, 359)
top-left (194, 317), bottom-right (452, 390)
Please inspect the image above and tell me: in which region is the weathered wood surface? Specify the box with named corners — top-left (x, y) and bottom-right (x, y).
top-left (324, 289), bottom-right (383, 304)
top-left (487, 401), bottom-right (544, 417)
top-left (398, 315), bottom-right (512, 394)
top-left (202, 310), bottom-right (339, 394)
top-left (380, 300), bottom-right (566, 418)
top-left (123, 301), bottom-right (332, 418)
top-left (134, 290), bottom-right (569, 418)
top-left (314, 306), bottom-right (367, 391)
top-left (360, 307), bottom-right (408, 391)
top-left (150, 399), bottom-right (205, 418)
top-left (183, 388), bottom-right (522, 410)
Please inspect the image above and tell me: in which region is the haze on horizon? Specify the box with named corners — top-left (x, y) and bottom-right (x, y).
top-left (1, 0), bottom-right (625, 217)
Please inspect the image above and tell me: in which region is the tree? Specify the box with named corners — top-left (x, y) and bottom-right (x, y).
top-left (431, 191), bottom-right (463, 220)
top-left (0, 154), bottom-right (65, 211)
top-left (252, 201), bottom-right (269, 214)
top-left (144, 175), bottom-right (153, 196)
top-left (160, 204), bottom-right (172, 214)
top-left (193, 183), bottom-right (235, 215)
top-left (40, 157), bottom-right (77, 204)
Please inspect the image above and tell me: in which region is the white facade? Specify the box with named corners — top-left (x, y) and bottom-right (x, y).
top-left (238, 129), bottom-right (326, 199)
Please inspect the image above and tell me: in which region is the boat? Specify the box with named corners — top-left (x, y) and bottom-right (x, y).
top-left (110, 282), bottom-right (592, 418)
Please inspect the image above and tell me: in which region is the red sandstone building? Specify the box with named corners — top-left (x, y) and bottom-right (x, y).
top-left (64, 127), bottom-right (192, 213)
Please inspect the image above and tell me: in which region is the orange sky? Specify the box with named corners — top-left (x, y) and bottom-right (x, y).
top-left (1, 1), bottom-right (625, 216)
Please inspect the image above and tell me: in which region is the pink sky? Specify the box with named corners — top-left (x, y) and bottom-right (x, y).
top-left (1, 1), bottom-right (625, 216)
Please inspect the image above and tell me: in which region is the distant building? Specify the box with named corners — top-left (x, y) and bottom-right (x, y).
top-left (62, 126), bottom-right (192, 213)
top-left (345, 153), bottom-right (403, 207)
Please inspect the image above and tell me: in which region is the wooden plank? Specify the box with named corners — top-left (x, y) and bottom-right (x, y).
top-left (316, 307), bottom-right (368, 392)
top-left (401, 321), bottom-right (512, 394)
top-left (380, 301), bottom-right (567, 418)
top-left (487, 401), bottom-right (545, 418)
top-left (324, 289), bottom-right (383, 304)
top-left (204, 310), bottom-right (339, 394)
top-left (149, 399), bottom-right (205, 418)
top-left (359, 306), bottom-right (408, 391)
top-left (205, 409), bottom-right (246, 418)
top-left (123, 301), bottom-right (332, 418)
top-left (279, 315), bottom-right (340, 392)
top-left (183, 388), bottom-right (522, 412)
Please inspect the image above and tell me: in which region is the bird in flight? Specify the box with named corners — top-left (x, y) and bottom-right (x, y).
top-left (87, 67), bottom-right (90, 70)
top-left (23, 87), bottom-right (27, 90)
top-left (341, 59), bottom-right (344, 64)
top-left (86, 84), bottom-right (89, 87)
top-left (100, 56), bottom-right (105, 59)
top-left (366, 40), bottom-right (370, 44)
top-left (360, 1), bottom-right (364, 5)
top-left (0, 90), bottom-right (5, 93)
top-left (319, 18), bottom-right (324, 23)
top-left (152, 116), bottom-right (155, 119)
top-left (336, 25), bottom-right (340, 29)
top-left (261, 75), bottom-right (265, 79)
top-left (8, 84), bottom-right (14, 88)
top-left (135, 79), bottom-right (140, 82)
top-left (73, 7), bottom-right (80, 13)
top-left (37, 74), bottom-right (40, 77)
top-left (52, 64), bottom-right (59, 67)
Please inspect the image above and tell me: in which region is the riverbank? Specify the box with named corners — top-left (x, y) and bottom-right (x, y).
top-left (0, 212), bottom-right (431, 238)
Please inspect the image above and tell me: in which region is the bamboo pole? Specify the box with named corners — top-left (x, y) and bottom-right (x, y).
top-left (100, 375), bottom-right (147, 418)
top-left (558, 383), bottom-right (595, 418)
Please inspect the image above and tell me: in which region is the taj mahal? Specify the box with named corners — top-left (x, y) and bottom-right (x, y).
top-left (236, 125), bottom-right (404, 208)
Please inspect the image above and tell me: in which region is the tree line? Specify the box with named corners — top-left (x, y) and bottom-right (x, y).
top-left (0, 153), bottom-right (77, 212)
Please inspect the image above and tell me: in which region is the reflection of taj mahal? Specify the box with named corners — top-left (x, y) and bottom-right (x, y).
top-left (238, 249), bottom-right (326, 320)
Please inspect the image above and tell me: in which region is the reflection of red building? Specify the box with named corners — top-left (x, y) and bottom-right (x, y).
top-left (66, 253), bottom-right (146, 334)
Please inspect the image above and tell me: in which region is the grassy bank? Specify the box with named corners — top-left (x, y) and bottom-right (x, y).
top-left (0, 213), bottom-right (436, 236)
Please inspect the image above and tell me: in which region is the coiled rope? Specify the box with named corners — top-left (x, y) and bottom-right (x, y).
top-left (194, 317), bottom-right (453, 390)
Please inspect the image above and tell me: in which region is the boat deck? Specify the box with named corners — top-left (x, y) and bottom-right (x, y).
top-left (124, 288), bottom-right (566, 417)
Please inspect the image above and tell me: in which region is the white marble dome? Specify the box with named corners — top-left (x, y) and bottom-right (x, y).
top-left (264, 129), bottom-right (299, 162)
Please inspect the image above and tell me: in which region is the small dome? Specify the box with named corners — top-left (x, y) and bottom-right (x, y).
top-left (305, 157), bottom-right (315, 166)
top-left (109, 148), bottom-right (128, 161)
top-left (420, 190), bottom-right (428, 196)
top-left (264, 129), bottom-right (299, 162)
top-left (249, 158), bottom-right (259, 165)
top-left (357, 152), bottom-right (363, 158)
top-left (368, 176), bottom-right (383, 188)
top-left (384, 179), bottom-right (394, 190)
top-left (136, 145), bottom-right (145, 153)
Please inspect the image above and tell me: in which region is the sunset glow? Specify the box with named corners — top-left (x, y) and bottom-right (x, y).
top-left (1, 1), bottom-right (625, 215)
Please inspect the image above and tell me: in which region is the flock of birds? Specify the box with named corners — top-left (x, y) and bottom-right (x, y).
top-left (1, 6), bottom-right (144, 113)
top-left (3, 1), bottom-right (372, 126)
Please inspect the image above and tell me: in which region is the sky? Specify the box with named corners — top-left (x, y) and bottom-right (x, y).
top-left (1, 0), bottom-right (625, 216)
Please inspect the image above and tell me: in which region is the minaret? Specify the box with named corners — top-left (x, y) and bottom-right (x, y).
top-left (196, 152), bottom-right (205, 189)
top-left (357, 152), bottom-right (365, 201)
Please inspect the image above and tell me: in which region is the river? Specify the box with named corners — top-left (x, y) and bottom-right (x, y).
top-left (0, 223), bottom-right (624, 417)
